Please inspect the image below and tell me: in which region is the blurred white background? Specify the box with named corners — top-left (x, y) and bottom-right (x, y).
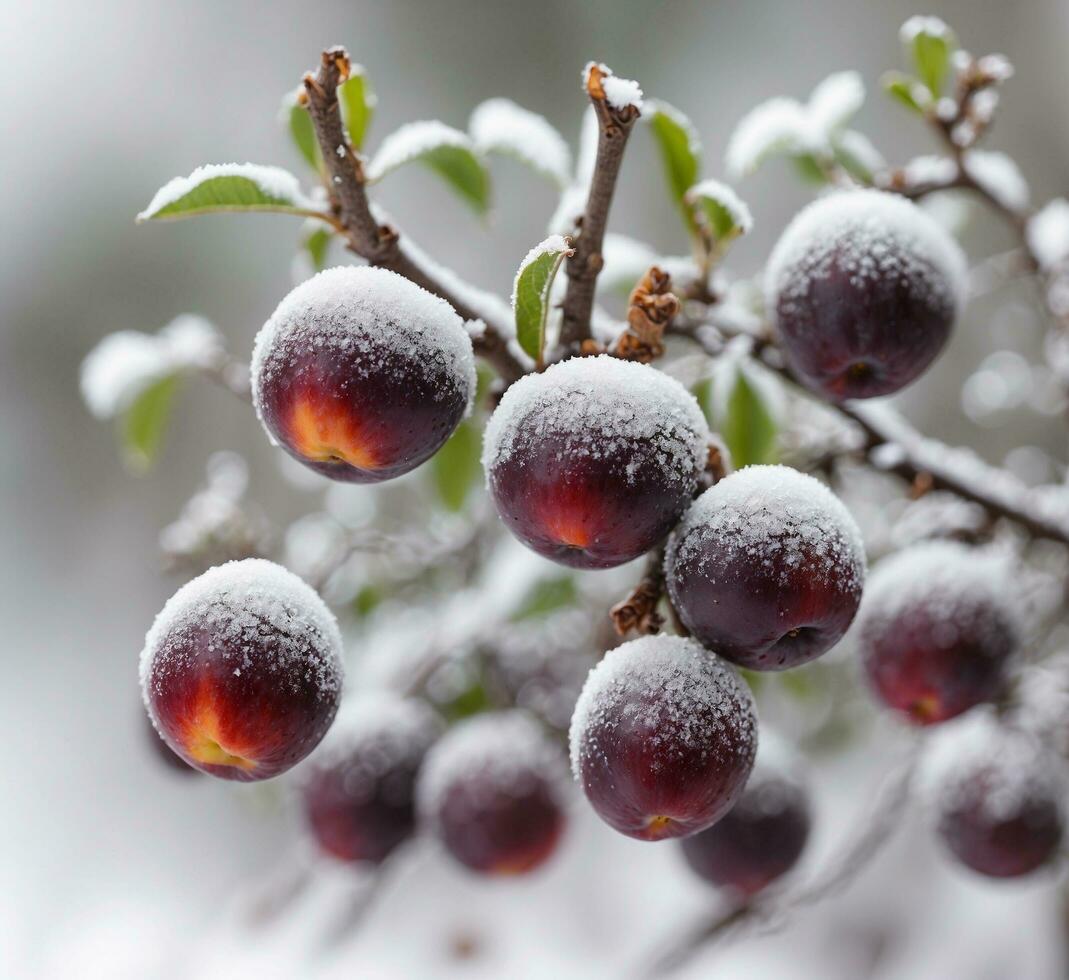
top-left (3, 1), bottom-right (1068, 977)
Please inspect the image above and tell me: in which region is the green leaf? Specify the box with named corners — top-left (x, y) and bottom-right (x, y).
top-left (685, 178), bottom-right (752, 243)
top-left (302, 223), bottom-right (333, 270)
top-left (367, 122), bottom-right (491, 214)
top-left (138, 164), bottom-right (318, 221)
top-left (903, 18), bottom-right (957, 97)
top-left (469, 98), bottom-right (572, 188)
top-left (832, 131), bottom-right (885, 184)
top-left (882, 71), bottom-right (930, 114)
top-left (431, 419), bottom-right (481, 511)
top-left (281, 89), bottom-right (321, 170)
top-left (644, 100), bottom-right (702, 234)
top-left (792, 153), bottom-right (830, 185)
top-left (121, 374), bottom-right (180, 472)
top-left (339, 67), bottom-right (376, 150)
top-left (711, 359), bottom-right (780, 469)
top-left (510, 575), bottom-right (578, 622)
top-left (352, 584), bottom-right (382, 619)
top-left (512, 235), bottom-right (573, 366)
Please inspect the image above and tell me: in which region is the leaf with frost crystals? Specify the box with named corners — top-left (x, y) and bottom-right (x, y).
top-left (643, 100), bottom-right (702, 235)
top-left (367, 121), bottom-right (490, 213)
top-left (339, 67), bottom-right (376, 150)
top-left (806, 71), bottom-right (865, 135)
top-left (725, 71), bottom-right (866, 180)
top-left (1027, 199), bottom-right (1069, 270)
top-left (900, 15), bottom-right (958, 97)
top-left (512, 235), bottom-right (573, 365)
top-left (137, 163), bottom-right (319, 221)
top-left (469, 98), bottom-right (572, 188)
top-left (81, 315), bottom-right (222, 471)
top-left (685, 178), bottom-right (752, 242)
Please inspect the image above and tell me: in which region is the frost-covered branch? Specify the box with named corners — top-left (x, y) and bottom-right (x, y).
top-left (672, 321), bottom-right (1069, 548)
top-left (559, 64), bottom-right (642, 348)
top-left (302, 47), bottom-right (526, 384)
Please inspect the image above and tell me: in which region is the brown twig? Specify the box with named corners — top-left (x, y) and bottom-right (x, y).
top-left (559, 64), bottom-right (641, 349)
top-left (301, 47), bottom-right (525, 384)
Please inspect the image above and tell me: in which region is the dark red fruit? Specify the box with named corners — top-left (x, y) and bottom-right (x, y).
top-left (418, 712), bottom-right (567, 875)
top-left (482, 355), bottom-right (709, 569)
top-left (570, 636), bottom-right (757, 841)
top-left (665, 465), bottom-right (865, 671)
top-left (858, 542), bottom-right (1019, 725)
top-left (301, 697), bottom-right (441, 864)
top-left (765, 189), bottom-right (966, 401)
top-left (937, 731), bottom-right (1064, 879)
top-left (252, 266), bottom-right (475, 483)
top-left (680, 740), bottom-right (810, 896)
top-left (141, 559), bottom-right (344, 781)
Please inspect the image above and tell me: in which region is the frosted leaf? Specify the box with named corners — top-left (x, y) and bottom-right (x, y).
top-left (666, 464), bottom-right (865, 594)
top-left (807, 71), bottom-right (865, 135)
top-left (962, 150), bottom-right (1029, 212)
top-left (686, 178), bottom-right (754, 235)
top-left (725, 72), bottom-right (864, 179)
top-left (417, 711), bottom-right (567, 821)
top-left (1027, 199), bottom-right (1069, 270)
top-left (80, 314), bottom-right (221, 419)
top-left (765, 189), bottom-right (968, 322)
top-left (725, 97), bottom-right (814, 178)
top-left (137, 163), bottom-right (314, 220)
top-left (857, 540), bottom-right (1021, 650)
top-left (307, 695), bottom-right (441, 790)
top-left (568, 635), bottom-right (757, 780)
top-left (139, 558), bottom-right (344, 700)
top-left (469, 98), bottom-right (572, 187)
top-left (482, 355), bottom-right (710, 491)
top-left (900, 15), bottom-right (955, 43)
top-left (365, 120), bottom-right (476, 182)
top-left (251, 266), bottom-right (477, 436)
top-left (586, 62), bottom-right (643, 111)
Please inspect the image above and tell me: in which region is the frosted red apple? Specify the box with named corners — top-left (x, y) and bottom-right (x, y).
top-left (482, 355), bottom-right (710, 569)
top-left (766, 189), bottom-right (966, 401)
top-left (570, 635), bottom-right (757, 841)
top-left (418, 711), bottom-right (568, 875)
top-left (857, 542), bottom-right (1019, 725)
top-left (252, 266), bottom-right (476, 483)
top-left (140, 559), bottom-right (344, 781)
top-left (665, 465), bottom-right (866, 670)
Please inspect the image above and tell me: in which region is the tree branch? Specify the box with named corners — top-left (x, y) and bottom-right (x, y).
top-left (671, 321), bottom-right (1069, 548)
top-left (301, 47), bottom-right (526, 384)
top-left (559, 64), bottom-right (641, 349)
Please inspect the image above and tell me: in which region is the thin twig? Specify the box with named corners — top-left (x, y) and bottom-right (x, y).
top-left (559, 64), bottom-right (641, 349)
top-left (301, 47), bottom-right (525, 384)
top-left (611, 544), bottom-right (668, 636)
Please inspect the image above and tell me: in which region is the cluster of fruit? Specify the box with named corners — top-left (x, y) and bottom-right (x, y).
top-left (139, 186), bottom-right (1063, 891)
